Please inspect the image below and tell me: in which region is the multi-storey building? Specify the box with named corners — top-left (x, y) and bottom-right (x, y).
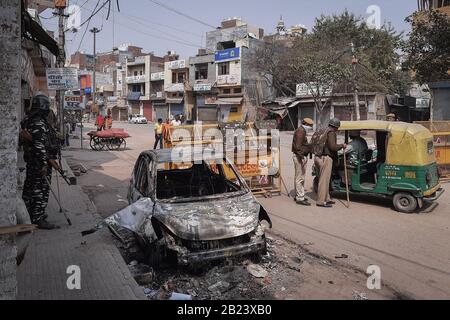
top-left (418, 0), bottom-right (450, 13)
top-left (189, 49), bottom-right (218, 123)
top-left (161, 53), bottom-right (190, 122)
top-left (125, 53), bottom-right (166, 121)
top-left (202, 17), bottom-right (273, 123)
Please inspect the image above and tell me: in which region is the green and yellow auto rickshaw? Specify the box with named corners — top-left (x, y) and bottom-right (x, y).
top-left (314, 121), bottom-right (444, 213)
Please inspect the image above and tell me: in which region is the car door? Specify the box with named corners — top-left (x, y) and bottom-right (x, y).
top-left (129, 155), bottom-right (153, 203)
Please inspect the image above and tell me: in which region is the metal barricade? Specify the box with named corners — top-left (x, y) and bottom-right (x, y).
top-left (415, 121), bottom-right (450, 181)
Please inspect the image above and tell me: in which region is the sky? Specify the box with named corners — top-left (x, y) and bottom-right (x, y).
top-left (40, 0), bottom-right (418, 59)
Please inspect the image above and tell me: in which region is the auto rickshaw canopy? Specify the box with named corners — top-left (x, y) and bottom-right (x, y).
top-left (339, 121), bottom-right (435, 166)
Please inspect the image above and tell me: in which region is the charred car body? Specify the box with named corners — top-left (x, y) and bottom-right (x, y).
top-left (105, 148), bottom-right (272, 267)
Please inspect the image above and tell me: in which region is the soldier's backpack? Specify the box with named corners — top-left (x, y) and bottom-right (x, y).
top-left (310, 128), bottom-right (331, 157)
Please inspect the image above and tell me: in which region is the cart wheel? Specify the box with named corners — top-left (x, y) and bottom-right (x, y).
top-left (393, 192), bottom-right (418, 214)
top-left (90, 137), bottom-right (102, 151)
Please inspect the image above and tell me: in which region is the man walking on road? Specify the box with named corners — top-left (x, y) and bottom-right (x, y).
top-left (313, 118), bottom-right (345, 208)
top-left (292, 118), bottom-right (314, 206)
top-left (154, 118), bottom-right (164, 149)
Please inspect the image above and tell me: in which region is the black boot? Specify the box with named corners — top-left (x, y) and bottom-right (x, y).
top-left (35, 219), bottom-right (59, 230)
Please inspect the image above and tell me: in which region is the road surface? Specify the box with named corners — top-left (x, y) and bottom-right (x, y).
top-left (66, 122), bottom-right (450, 299)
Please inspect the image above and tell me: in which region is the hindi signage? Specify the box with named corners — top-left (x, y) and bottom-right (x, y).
top-left (64, 95), bottom-right (83, 110)
top-left (46, 68), bottom-right (79, 90)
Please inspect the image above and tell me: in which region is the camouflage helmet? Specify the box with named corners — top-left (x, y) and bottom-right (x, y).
top-left (328, 118), bottom-right (341, 129)
top-left (31, 94), bottom-right (50, 111)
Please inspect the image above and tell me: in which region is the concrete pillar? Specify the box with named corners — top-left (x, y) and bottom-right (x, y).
top-left (0, 0), bottom-right (20, 300)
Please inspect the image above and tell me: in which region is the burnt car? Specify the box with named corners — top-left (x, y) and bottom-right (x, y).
top-left (105, 147), bottom-right (272, 267)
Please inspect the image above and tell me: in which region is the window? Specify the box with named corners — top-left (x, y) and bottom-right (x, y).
top-left (140, 71), bottom-right (143, 76)
top-left (195, 64), bottom-right (208, 80)
top-left (217, 41), bottom-right (236, 50)
top-left (134, 71), bottom-right (138, 76)
top-left (218, 62), bottom-right (230, 76)
top-left (223, 88), bottom-right (231, 94)
top-left (132, 85), bottom-right (140, 92)
top-left (177, 72), bottom-right (185, 83)
top-left (172, 72), bottom-right (177, 84)
top-left (234, 88), bottom-right (242, 94)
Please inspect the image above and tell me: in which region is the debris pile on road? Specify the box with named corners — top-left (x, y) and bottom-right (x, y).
top-left (116, 233), bottom-right (397, 300)
top-left (70, 163), bottom-right (88, 177)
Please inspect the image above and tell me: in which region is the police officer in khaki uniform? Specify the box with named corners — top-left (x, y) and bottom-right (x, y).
top-left (292, 118), bottom-right (314, 206)
top-left (314, 118), bottom-right (345, 208)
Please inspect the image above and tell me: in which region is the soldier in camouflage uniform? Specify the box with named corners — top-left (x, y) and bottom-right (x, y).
top-left (21, 94), bottom-right (59, 230)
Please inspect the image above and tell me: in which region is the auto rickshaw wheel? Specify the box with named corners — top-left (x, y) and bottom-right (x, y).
top-left (393, 192), bottom-right (418, 214)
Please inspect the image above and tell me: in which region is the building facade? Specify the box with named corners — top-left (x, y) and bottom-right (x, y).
top-left (162, 56), bottom-right (190, 122)
top-left (201, 18), bottom-right (273, 123)
top-left (189, 50), bottom-right (218, 123)
top-left (125, 53), bottom-right (166, 122)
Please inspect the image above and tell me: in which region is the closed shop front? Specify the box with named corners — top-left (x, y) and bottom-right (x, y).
top-left (196, 96), bottom-right (218, 123)
top-left (216, 97), bottom-right (243, 123)
top-left (333, 104), bottom-right (368, 121)
top-left (166, 98), bottom-right (184, 118)
top-left (154, 103), bottom-right (168, 122)
top-left (142, 101), bottom-right (153, 122)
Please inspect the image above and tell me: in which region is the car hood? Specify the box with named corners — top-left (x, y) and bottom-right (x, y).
top-left (155, 192), bottom-right (261, 241)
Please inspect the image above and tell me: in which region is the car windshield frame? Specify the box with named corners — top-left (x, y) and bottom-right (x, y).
top-left (152, 156), bottom-right (250, 204)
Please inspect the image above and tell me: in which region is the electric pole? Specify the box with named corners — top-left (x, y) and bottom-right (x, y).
top-left (351, 43), bottom-right (361, 121)
top-left (55, 1), bottom-right (68, 137)
top-left (90, 27), bottom-right (101, 117)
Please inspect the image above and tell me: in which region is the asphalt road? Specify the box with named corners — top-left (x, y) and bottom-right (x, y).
top-left (67, 122), bottom-right (450, 299)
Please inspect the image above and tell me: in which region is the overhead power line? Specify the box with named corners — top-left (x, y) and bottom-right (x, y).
top-left (146, 0), bottom-right (216, 29)
top-left (79, 3), bottom-right (204, 49)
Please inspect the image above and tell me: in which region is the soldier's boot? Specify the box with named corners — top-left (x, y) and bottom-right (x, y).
top-left (36, 219), bottom-right (59, 230)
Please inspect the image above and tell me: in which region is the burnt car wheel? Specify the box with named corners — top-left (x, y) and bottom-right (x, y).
top-left (146, 241), bottom-right (166, 269)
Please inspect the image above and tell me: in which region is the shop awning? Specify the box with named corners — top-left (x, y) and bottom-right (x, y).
top-left (261, 100), bottom-right (302, 119)
top-left (216, 97), bottom-right (243, 105)
top-left (23, 9), bottom-right (58, 56)
top-left (166, 98), bottom-right (184, 104)
top-left (127, 92), bottom-right (141, 101)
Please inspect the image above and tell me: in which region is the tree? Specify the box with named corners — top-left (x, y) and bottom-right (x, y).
top-left (403, 10), bottom-right (450, 120)
top-left (403, 10), bottom-right (450, 84)
top-left (253, 11), bottom-right (407, 126)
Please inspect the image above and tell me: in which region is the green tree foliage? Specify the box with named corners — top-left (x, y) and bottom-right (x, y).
top-left (403, 10), bottom-right (450, 85)
top-left (253, 11), bottom-right (410, 124)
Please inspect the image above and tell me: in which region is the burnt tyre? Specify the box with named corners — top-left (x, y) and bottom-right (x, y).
top-left (146, 240), bottom-right (166, 269)
top-left (393, 192), bottom-right (418, 214)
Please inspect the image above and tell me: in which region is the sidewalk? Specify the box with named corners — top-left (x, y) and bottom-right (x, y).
top-left (16, 157), bottom-right (146, 300)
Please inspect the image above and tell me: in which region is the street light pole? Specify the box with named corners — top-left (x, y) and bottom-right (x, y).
top-left (90, 27), bottom-right (101, 117)
top-left (351, 42), bottom-right (361, 121)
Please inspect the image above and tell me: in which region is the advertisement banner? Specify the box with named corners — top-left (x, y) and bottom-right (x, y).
top-left (193, 83), bottom-right (212, 92)
top-left (46, 68), bottom-right (79, 90)
top-left (215, 48), bottom-right (240, 62)
top-left (167, 60), bottom-right (186, 70)
top-left (151, 72), bottom-right (165, 81)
